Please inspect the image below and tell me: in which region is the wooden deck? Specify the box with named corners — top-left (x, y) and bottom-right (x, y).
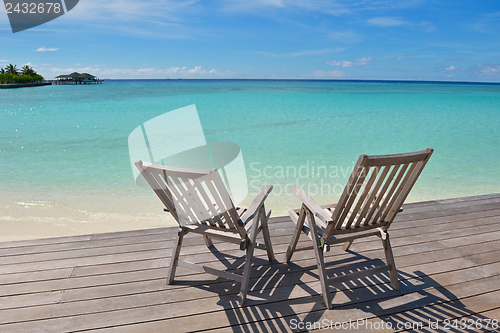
top-left (1, 193), bottom-right (500, 332)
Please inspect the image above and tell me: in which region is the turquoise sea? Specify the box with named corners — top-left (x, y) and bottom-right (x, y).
top-left (1, 80), bottom-right (500, 240)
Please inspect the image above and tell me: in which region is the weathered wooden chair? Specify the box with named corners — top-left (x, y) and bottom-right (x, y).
top-left (285, 148), bottom-right (433, 309)
top-left (135, 160), bottom-right (275, 305)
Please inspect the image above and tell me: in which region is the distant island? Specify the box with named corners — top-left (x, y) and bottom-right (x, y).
top-left (0, 64), bottom-right (47, 89)
top-left (0, 66), bottom-right (104, 88)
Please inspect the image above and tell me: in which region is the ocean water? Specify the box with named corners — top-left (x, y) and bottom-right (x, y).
top-left (1, 80), bottom-right (500, 240)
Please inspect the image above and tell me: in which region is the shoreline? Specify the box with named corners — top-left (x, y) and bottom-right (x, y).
top-left (1, 190), bottom-right (494, 243)
top-left (0, 82), bottom-right (51, 89)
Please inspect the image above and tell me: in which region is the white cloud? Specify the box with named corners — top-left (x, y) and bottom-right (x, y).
top-left (222, 0), bottom-right (346, 15)
top-left (367, 17), bottom-right (405, 27)
top-left (355, 57), bottom-right (372, 62)
top-left (36, 47), bottom-right (58, 52)
top-left (396, 55), bottom-right (414, 61)
top-left (136, 68), bottom-right (164, 75)
top-left (48, 65), bottom-right (220, 78)
top-left (98, 68), bottom-right (137, 76)
top-left (69, 0), bottom-right (197, 22)
top-left (469, 11), bottom-right (500, 34)
top-left (169, 66), bottom-right (218, 75)
top-left (475, 63), bottom-right (500, 76)
top-left (327, 60), bottom-right (352, 67)
top-left (221, 0), bottom-right (423, 16)
top-left (50, 65), bottom-right (100, 74)
top-left (52, 0), bottom-right (203, 39)
top-left (328, 57), bottom-right (372, 67)
top-left (438, 63), bottom-right (500, 79)
top-left (313, 70), bottom-right (345, 78)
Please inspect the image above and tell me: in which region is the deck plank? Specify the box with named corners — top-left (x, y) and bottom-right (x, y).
top-left (0, 193), bottom-right (499, 333)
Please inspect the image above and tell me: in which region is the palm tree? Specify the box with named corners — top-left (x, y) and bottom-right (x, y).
top-left (0, 68), bottom-right (5, 74)
top-left (22, 65), bottom-right (36, 77)
top-left (5, 64), bottom-right (19, 75)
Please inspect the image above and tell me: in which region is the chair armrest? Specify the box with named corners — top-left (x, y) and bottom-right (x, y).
top-left (239, 185), bottom-right (273, 225)
top-left (290, 186), bottom-right (333, 225)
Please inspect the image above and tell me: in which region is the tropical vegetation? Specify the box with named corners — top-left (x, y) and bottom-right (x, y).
top-left (0, 64), bottom-right (44, 84)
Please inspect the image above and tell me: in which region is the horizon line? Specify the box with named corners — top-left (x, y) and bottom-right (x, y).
top-left (96, 78), bottom-right (500, 85)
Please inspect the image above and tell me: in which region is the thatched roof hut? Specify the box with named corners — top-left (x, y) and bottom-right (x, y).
top-left (55, 72), bottom-right (97, 81)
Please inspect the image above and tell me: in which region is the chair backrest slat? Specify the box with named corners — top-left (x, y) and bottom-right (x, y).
top-left (203, 174), bottom-right (238, 230)
top-left (147, 169), bottom-right (178, 221)
top-left (174, 173), bottom-right (217, 226)
top-left (192, 178), bottom-right (225, 227)
top-left (214, 174), bottom-right (243, 230)
top-left (325, 148), bottom-right (433, 238)
top-left (345, 166), bottom-right (379, 229)
top-left (164, 173), bottom-right (207, 225)
top-left (330, 154), bottom-right (366, 224)
top-left (362, 165), bottom-right (398, 224)
top-left (379, 162), bottom-right (418, 222)
top-left (371, 163), bottom-right (409, 223)
top-left (135, 160), bottom-right (247, 238)
top-left (352, 166), bottom-right (387, 228)
top-left (385, 160), bottom-right (427, 225)
top-left (334, 162), bottom-right (369, 228)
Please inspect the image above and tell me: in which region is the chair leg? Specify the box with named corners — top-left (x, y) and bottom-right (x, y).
top-left (203, 235), bottom-right (213, 248)
top-left (259, 205), bottom-right (275, 262)
top-left (308, 209), bottom-right (332, 309)
top-left (167, 227), bottom-right (186, 285)
top-left (238, 213), bottom-right (260, 305)
top-left (285, 205), bottom-right (307, 263)
top-left (342, 240), bottom-right (354, 251)
top-left (382, 233), bottom-right (400, 291)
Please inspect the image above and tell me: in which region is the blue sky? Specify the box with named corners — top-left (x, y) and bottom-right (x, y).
top-left (1, 0), bottom-right (499, 81)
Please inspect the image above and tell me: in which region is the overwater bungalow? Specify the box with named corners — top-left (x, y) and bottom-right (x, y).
top-left (53, 72), bottom-right (103, 84)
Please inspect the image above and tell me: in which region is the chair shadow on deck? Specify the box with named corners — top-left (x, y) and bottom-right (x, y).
top-left (169, 240), bottom-right (306, 332)
top-left (197, 247), bottom-right (493, 333)
top-left (303, 249), bottom-right (491, 333)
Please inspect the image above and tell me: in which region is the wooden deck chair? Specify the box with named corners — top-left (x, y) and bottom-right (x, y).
top-left (285, 148), bottom-right (433, 309)
top-left (135, 160), bottom-right (275, 305)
